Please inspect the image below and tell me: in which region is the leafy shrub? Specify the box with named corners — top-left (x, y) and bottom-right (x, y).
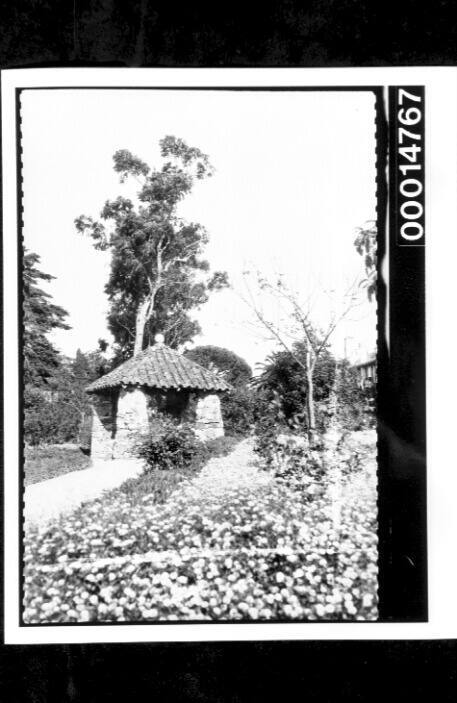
top-left (136, 416), bottom-right (206, 472)
top-left (24, 386), bottom-right (80, 445)
top-left (24, 348), bottom-right (111, 447)
top-left (334, 362), bottom-right (375, 432)
top-left (254, 340), bottom-right (336, 427)
top-left (251, 387), bottom-right (375, 497)
top-left (255, 430), bottom-right (327, 497)
top-left (221, 387), bottom-right (255, 436)
top-left (136, 415), bottom-right (240, 472)
top-left (252, 390), bottom-right (325, 499)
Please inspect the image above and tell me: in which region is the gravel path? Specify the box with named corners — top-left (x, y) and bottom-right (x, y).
top-left (23, 440), bottom-right (260, 529)
top-left (178, 438), bottom-right (271, 500)
top-left (24, 459), bottom-right (144, 526)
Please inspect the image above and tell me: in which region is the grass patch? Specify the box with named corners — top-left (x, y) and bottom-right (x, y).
top-left (24, 444), bottom-right (91, 486)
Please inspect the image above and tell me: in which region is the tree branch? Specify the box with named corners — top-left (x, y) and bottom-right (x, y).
top-left (240, 281), bottom-right (309, 375)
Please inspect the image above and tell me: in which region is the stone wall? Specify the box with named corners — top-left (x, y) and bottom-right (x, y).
top-left (194, 392), bottom-right (224, 440)
top-left (113, 387), bottom-right (151, 459)
top-left (90, 387), bottom-right (225, 463)
top-left (90, 392), bottom-right (116, 461)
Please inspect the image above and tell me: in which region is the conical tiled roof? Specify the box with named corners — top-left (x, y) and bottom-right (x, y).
top-left (86, 343), bottom-right (231, 394)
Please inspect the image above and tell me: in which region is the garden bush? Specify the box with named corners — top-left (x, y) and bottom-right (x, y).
top-left (254, 428), bottom-right (328, 500)
top-left (255, 342), bottom-right (336, 426)
top-left (221, 387), bottom-right (255, 436)
top-left (24, 386), bottom-right (80, 445)
top-left (136, 417), bottom-right (207, 472)
top-left (252, 383), bottom-right (373, 498)
top-left (136, 416), bottom-right (240, 474)
top-left (334, 361), bottom-right (375, 432)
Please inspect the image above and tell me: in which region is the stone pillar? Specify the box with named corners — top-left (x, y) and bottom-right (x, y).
top-left (194, 393), bottom-right (224, 441)
top-left (90, 393), bottom-right (116, 461)
top-left (113, 387), bottom-right (150, 459)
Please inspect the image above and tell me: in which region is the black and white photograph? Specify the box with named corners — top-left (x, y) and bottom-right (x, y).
top-left (18, 85), bottom-right (379, 625)
top-left (1, 6), bottom-right (457, 697)
top-left (9, 66), bottom-right (457, 646)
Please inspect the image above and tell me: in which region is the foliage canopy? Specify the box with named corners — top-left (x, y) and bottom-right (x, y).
top-left (76, 136), bottom-right (228, 359)
top-left (184, 345), bottom-right (252, 387)
top-left (23, 250), bottom-right (70, 386)
top-left (254, 339), bottom-right (336, 427)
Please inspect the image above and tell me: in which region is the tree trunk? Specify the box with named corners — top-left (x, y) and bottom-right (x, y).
top-left (77, 410), bottom-right (85, 446)
top-left (329, 361), bottom-right (339, 421)
top-left (306, 350), bottom-right (316, 439)
top-left (306, 368), bottom-right (315, 432)
top-left (133, 299), bottom-right (150, 356)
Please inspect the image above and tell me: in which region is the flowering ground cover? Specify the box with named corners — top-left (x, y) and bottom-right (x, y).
top-left (23, 434), bottom-right (378, 623)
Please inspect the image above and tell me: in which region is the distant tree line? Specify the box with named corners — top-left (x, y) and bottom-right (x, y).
top-left (23, 249), bottom-right (107, 445)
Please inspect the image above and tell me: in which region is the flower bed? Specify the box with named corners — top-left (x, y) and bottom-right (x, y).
top-left (23, 432), bottom-right (378, 623)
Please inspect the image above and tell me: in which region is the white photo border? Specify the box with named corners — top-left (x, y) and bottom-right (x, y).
top-left (2, 67), bottom-right (455, 644)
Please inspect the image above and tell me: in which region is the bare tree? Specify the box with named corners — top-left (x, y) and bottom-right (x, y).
top-left (241, 271), bottom-right (361, 437)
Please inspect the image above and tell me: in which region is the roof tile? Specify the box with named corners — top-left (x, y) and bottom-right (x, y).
top-left (86, 344), bottom-right (231, 394)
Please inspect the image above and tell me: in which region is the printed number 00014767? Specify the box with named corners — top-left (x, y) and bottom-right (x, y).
top-left (397, 88), bottom-right (424, 243)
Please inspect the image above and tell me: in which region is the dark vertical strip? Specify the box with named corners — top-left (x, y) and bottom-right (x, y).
top-left (16, 88), bottom-right (25, 626)
top-left (374, 87), bottom-right (389, 622)
top-left (384, 86), bottom-right (427, 620)
top-left (0, 74), bottom-right (4, 643)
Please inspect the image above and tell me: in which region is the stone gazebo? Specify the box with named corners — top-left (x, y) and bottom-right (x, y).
top-left (86, 336), bottom-right (231, 461)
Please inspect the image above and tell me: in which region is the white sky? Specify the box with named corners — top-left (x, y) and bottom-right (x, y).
top-left (21, 89), bottom-right (377, 372)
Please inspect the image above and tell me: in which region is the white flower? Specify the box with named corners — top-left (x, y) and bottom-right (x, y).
top-left (99, 587), bottom-right (113, 601)
top-left (362, 593), bottom-right (373, 608)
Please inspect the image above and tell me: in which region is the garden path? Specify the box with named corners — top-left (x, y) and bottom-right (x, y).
top-left (177, 437), bottom-right (271, 500)
top-left (24, 458), bottom-right (144, 526)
